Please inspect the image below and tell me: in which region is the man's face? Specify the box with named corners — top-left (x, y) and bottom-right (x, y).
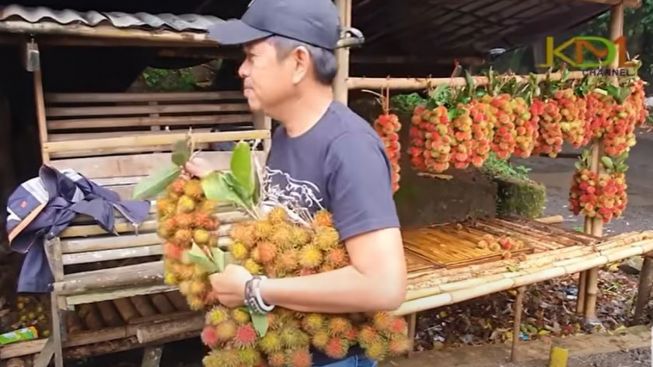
top-left (238, 39), bottom-right (295, 113)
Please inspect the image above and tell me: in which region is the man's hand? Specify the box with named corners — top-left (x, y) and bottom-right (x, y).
top-left (208, 264), bottom-right (253, 307)
top-left (184, 156), bottom-right (214, 179)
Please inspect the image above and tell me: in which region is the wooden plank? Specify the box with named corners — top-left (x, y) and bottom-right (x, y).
top-left (136, 314), bottom-right (204, 344)
top-left (48, 143), bottom-right (212, 159)
top-left (31, 337), bottom-right (56, 367)
top-left (55, 261), bottom-right (164, 295)
top-left (0, 339), bottom-right (47, 359)
top-left (46, 103), bottom-right (250, 117)
top-left (61, 233), bottom-right (160, 254)
top-left (62, 245), bottom-right (163, 265)
top-left (45, 91), bottom-right (245, 103)
top-left (43, 130), bottom-right (270, 154)
top-left (66, 286), bottom-right (176, 306)
top-left (60, 220), bottom-right (158, 238)
top-left (50, 151), bottom-right (263, 180)
top-left (48, 128), bottom-right (213, 142)
top-left (48, 114), bottom-right (253, 130)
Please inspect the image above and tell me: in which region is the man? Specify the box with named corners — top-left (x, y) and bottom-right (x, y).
top-left (185, 0), bottom-right (407, 365)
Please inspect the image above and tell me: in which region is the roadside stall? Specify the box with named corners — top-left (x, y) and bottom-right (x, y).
top-left (0, 0), bottom-right (651, 366)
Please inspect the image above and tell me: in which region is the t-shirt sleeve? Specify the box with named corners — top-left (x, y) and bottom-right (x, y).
top-left (325, 131), bottom-right (400, 241)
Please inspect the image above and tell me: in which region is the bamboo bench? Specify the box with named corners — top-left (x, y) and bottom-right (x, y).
top-left (32, 91), bottom-right (271, 367)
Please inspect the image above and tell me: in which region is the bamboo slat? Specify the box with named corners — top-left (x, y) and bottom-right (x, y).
top-left (65, 285), bottom-right (176, 306)
top-left (45, 91), bottom-right (246, 104)
top-left (46, 103), bottom-right (249, 118)
top-left (43, 130), bottom-right (270, 154)
top-left (48, 114), bottom-right (253, 130)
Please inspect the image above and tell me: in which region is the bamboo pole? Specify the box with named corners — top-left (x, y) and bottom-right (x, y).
top-left (334, 0), bottom-right (352, 103)
top-left (511, 286), bottom-right (526, 363)
top-left (346, 71), bottom-right (586, 91)
top-left (33, 64), bottom-right (50, 164)
top-left (583, 2), bottom-right (624, 322)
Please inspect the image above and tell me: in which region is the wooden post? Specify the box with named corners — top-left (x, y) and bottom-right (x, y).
top-left (334, 0), bottom-right (352, 104)
top-left (406, 313), bottom-right (417, 358)
top-left (31, 43), bottom-right (50, 165)
top-left (583, 2), bottom-right (624, 322)
top-left (633, 255), bottom-right (653, 322)
top-left (511, 286), bottom-right (526, 363)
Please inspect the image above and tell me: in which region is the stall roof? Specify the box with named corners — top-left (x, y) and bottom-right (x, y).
top-left (0, 1), bottom-right (641, 55)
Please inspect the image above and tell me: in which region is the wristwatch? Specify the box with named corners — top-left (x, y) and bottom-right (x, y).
top-left (245, 275), bottom-right (274, 314)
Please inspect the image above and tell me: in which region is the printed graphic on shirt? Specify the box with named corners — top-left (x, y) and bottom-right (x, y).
top-left (260, 166), bottom-right (324, 223)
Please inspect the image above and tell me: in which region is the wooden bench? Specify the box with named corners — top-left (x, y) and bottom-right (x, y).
top-left (31, 91), bottom-right (271, 367)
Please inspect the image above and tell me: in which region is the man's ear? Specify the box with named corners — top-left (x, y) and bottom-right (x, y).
top-left (291, 46), bottom-right (311, 84)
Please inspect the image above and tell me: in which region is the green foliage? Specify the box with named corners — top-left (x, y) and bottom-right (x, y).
top-left (495, 176), bottom-right (546, 219)
top-left (142, 67), bottom-right (198, 91)
top-left (481, 152), bottom-right (531, 181)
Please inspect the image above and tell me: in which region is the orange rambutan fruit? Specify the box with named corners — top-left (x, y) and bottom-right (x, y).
top-left (267, 352), bottom-right (286, 367)
top-left (312, 210), bottom-right (334, 228)
top-left (201, 325), bottom-right (219, 348)
top-left (388, 335), bottom-right (411, 355)
top-left (215, 320), bottom-right (237, 343)
top-left (257, 241), bottom-right (277, 264)
top-left (234, 324), bottom-right (258, 348)
top-left (311, 330), bottom-right (330, 349)
top-left (324, 338), bottom-right (349, 359)
top-left (325, 247), bottom-right (349, 269)
top-left (372, 312), bottom-right (394, 333)
top-left (266, 207), bottom-right (288, 224)
top-left (163, 242), bottom-right (183, 261)
top-left (328, 317), bottom-right (353, 337)
top-left (231, 308), bottom-right (251, 325)
top-left (288, 348), bottom-right (312, 367)
top-left (313, 227), bottom-right (339, 250)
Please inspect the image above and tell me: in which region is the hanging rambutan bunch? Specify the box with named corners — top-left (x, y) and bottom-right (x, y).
top-left (467, 99), bottom-right (494, 166)
top-left (532, 98), bottom-right (564, 158)
top-left (511, 96), bottom-right (537, 158)
top-left (448, 104), bottom-right (474, 169)
top-left (370, 87), bottom-right (402, 193)
top-left (555, 88), bottom-right (587, 148)
top-left (484, 93), bottom-right (517, 159)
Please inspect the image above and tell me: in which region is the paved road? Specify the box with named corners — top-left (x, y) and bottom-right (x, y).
top-left (512, 129), bottom-right (653, 236)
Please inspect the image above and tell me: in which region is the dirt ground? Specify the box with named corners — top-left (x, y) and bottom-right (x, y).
top-left (381, 325), bottom-right (652, 367)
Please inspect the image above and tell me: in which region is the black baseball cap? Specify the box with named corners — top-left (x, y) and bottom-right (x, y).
top-left (207, 0), bottom-right (341, 50)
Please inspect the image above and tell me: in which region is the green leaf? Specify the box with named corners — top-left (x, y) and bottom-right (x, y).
top-left (201, 171), bottom-right (247, 208)
top-left (231, 142), bottom-right (254, 198)
top-left (132, 164), bottom-right (181, 200)
top-left (210, 247), bottom-right (226, 272)
top-left (601, 156), bottom-right (614, 170)
top-left (171, 138), bottom-right (191, 166)
top-left (250, 312), bottom-right (269, 337)
top-left (187, 243), bottom-right (219, 273)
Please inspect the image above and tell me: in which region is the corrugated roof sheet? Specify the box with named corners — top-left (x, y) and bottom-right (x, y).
top-left (0, 4), bottom-right (223, 32)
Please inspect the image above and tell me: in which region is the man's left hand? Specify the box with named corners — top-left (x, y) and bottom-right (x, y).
top-left (208, 264), bottom-right (253, 307)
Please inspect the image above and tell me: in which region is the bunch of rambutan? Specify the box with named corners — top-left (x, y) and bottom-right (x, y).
top-left (555, 88), bottom-right (588, 148)
top-left (156, 176), bottom-right (220, 310)
top-left (532, 98), bottom-right (564, 158)
top-left (485, 94), bottom-right (517, 160)
top-left (510, 96), bottom-right (537, 158)
top-left (467, 99), bottom-right (495, 166)
top-left (203, 208), bottom-right (411, 366)
top-left (374, 112), bottom-right (402, 193)
top-left (407, 105), bottom-right (453, 173)
top-left (448, 104), bottom-right (474, 169)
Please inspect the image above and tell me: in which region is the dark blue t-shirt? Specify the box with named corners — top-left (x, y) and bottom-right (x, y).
top-left (262, 100), bottom-right (400, 365)
top-left (262, 100), bottom-right (400, 241)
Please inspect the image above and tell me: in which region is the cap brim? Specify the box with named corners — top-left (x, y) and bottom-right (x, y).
top-left (207, 19), bottom-right (272, 46)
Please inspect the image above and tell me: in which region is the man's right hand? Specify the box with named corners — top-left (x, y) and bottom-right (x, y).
top-left (184, 156), bottom-right (214, 178)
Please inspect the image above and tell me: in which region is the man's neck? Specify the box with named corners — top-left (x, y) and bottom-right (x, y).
top-left (273, 86), bottom-right (334, 138)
